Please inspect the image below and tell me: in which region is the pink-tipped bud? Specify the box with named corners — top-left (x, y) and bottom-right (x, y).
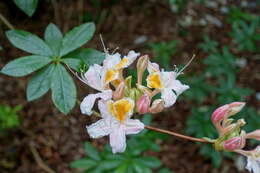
top-left (149, 99), bottom-right (164, 114)
top-left (113, 82), bottom-right (125, 100)
top-left (223, 137), bottom-right (243, 151)
top-left (136, 94), bottom-right (151, 114)
top-left (228, 102), bottom-right (245, 116)
top-left (211, 104), bottom-right (229, 124)
top-left (246, 130), bottom-right (260, 141)
top-left (211, 102), bottom-right (245, 124)
top-left (223, 132), bottom-right (246, 151)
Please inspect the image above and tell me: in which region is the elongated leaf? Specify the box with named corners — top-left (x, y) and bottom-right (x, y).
top-left (135, 157), bottom-right (161, 168)
top-left (64, 48), bottom-right (105, 66)
top-left (70, 159), bottom-right (97, 170)
top-left (60, 23), bottom-right (95, 56)
top-left (44, 23), bottom-right (63, 56)
top-left (84, 142), bottom-right (100, 161)
top-left (13, 0), bottom-right (38, 17)
top-left (6, 30), bottom-right (52, 56)
top-left (27, 64), bottom-right (55, 101)
top-left (1, 55), bottom-right (52, 77)
top-left (51, 64), bottom-right (76, 114)
top-left (62, 58), bottom-right (81, 71)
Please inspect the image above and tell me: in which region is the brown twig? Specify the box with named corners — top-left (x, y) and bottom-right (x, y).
top-left (0, 13), bottom-right (14, 30)
top-left (29, 144), bottom-right (56, 173)
top-left (145, 125), bottom-right (209, 143)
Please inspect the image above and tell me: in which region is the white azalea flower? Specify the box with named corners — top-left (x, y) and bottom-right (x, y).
top-left (101, 50), bottom-right (140, 86)
top-left (146, 61), bottom-right (189, 108)
top-left (80, 51), bottom-right (139, 115)
top-left (86, 98), bottom-right (144, 153)
top-left (246, 146), bottom-right (260, 173)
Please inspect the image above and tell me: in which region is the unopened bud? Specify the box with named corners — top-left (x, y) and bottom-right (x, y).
top-left (149, 99), bottom-right (164, 114)
top-left (113, 82), bottom-right (125, 100)
top-left (228, 102), bottom-right (245, 116)
top-left (137, 55), bottom-right (149, 84)
top-left (136, 94), bottom-right (151, 114)
top-left (223, 137), bottom-right (245, 151)
top-left (211, 104), bottom-right (229, 124)
top-left (246, 130), bottom-right (260, 141)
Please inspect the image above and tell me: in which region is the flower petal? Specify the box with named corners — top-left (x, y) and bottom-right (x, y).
top-left (169, 79), bottom-right (189, 96)
top-left (147, 61), bottom-right (160, 73)
top-left (114, 50), bottom-right (140, 69)
top-left (103, 53), bottom-right (121, 69)
top-left (246, 157), bottom-right (260, 173)
top-left (161, 71), bottom-right (177, 88)
top-left (86, 119), bottom-right (111, 138)
top-left (80, 90), bottom-right (112, 115)
top-left (109, 125), bottom-right (126, 153)
top-left (146, 72), bottom-right (163, 89)
top-left (83, 64), bottom-right (103, 91)
top-left (161, 88), bottom-right (177, 108)
top-left (98, 99), bottom-right (112, 119)
top-left (124, 119), bottom-right (144, 135)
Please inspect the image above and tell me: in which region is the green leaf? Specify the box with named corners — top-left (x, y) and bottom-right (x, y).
top-left (135, 157), bottom-right (161, 168)
top-left (70, 159), bottom-right (97, 170)
top-left (115, 162), bottom-right (129, 173)
top-left (13, 0), bottom-right (38, 17)
top-left (51, 64), bottom-right (76, 114)
top-left (64, 48), bottom-right (105, 66)
top-left (26, 64), bottom-right (55, 101)
top-left (84, 142), bottom-right (101, 161)
top-left (133, 163), bottom-right (152, 173)
top-left (1, 55), bottom-right (52, 77)
top-left (44, 23), bottom-right (63, 56)
top-left (6, 30), bottom-right (52, 56)
top-left (62, 58), bottom-right (81, 71)
top-left (60, 22), bottom-right (95, 56)
top-left (98, 160), bottom-right (122, 170)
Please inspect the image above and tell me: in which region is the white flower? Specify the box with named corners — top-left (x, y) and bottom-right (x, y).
top-left (80, 64), bottom-right (112, 115)
top-left (146, 61), bottom-right (189, 108)
top-left (80, 50), bottom-right (139, 115)
top-left (101, 50), bottom-right (140, 86)
top-left (246, 146), bottom-right (260, 173)
top-left (86, 98), bottom-right (144, 153)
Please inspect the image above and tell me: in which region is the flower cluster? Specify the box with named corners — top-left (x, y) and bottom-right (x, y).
top-left (210, 102), bottom-right (260, 173)
top-left (79, 49), bottom-right (189, 153)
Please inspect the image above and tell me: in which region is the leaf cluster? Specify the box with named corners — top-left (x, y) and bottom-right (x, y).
top-left (1, 23), bottom-right (105, 114)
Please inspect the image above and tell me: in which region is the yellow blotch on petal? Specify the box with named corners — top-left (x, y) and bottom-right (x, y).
top-left (112, 79), bottom-right (121, 87)
top-left (146, 72), bottom-right (163, 89)
top-left (105, 69), bottom-right (118, 84)
top-left (108, 98), bottom-right (134, 123)
top-left (115, 58), bottom-right (128, 69)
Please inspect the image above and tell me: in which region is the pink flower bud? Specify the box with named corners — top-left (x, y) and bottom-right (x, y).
top-left (136, 94), bottom-right (151, 114)
top-left (223, 136), bottom-right (245, 151)
top-left (228, 102), bottom-right (245, 116)
top-left (211, 104), bottom-right (229, 124)
top-left (246, 130), bottom-right (260, 141)
top-left (211, 102), bottom-right (245, 124)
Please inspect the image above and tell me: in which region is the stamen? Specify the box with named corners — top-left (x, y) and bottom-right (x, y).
top-left (64, 63), bottom-right (89, 85)
top-left (112, 47), bottom-right (119, 54)
top-left (177, 54), bottom-right (195, 76)
top-left (99, 34), bottom-right (109, 54)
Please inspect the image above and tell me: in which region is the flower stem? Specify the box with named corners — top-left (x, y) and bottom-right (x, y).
top-left (145, 125), bottom-right (209, 143)
top-left (0, 13), bottom-right (14, 30)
